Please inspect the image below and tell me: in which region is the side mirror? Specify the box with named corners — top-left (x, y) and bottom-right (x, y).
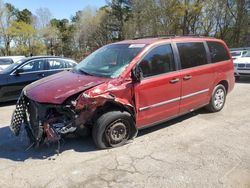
top-left (14, 69), bottom-right (23, 75)
top-left (132, 65), bottom-right (143, 83)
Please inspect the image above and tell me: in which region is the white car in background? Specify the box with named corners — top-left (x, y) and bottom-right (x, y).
top-left (234, 51), bottom-right (250, 80)
top-left (230, 50), bottom-right (248, 60)
top-left (0, 56), bottom-right (25, 71)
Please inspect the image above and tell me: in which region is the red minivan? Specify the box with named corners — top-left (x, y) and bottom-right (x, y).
top-left (10, 36), bottom-right (235, 149)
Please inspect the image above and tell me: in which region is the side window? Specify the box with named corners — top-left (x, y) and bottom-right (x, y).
top-left (139, 44), bottom-right (175, 78)
top-left (207, 42), bottom-right (230, 63)
top-left (177, 42), bottom-right (208, 69)
top-left (19, 59), bottom-right (45, 73)
top-left (48, 59), bottom-right (66, 70)
top-left (65, 60), bottom-right (76, 68)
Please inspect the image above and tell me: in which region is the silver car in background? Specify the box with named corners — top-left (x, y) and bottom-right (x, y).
top-left (0, 56), bottom-right (25, 71)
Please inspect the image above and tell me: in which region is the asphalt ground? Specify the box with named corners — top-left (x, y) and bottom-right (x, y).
top-left (0, 78), bottom-right (250, 188)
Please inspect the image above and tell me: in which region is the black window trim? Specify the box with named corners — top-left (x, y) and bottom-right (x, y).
top-left (173, 41), bottom-right (211, 71)
top-left (136, 42), bottom-right (179, 80)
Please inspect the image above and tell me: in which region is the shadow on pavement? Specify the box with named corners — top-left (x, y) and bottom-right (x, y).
top-left (0, 125), bottom-right (96, 162)
top-left (236, 77), bottom-right (250, 83)
top-left (0, 108), bottom-right (206, 162)
top-left (138, 108), bottom-right (204, 137)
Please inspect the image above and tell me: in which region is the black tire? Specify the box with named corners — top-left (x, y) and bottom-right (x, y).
top-left (235, 76), bottom-right (240, 81)
top-left (92, 110), bottom-right (134, 149)
top-left (206, 84), bottom-right (226, 112)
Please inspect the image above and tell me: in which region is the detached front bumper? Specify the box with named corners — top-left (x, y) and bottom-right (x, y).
top-left (10, 94), bottom-right (27, 136)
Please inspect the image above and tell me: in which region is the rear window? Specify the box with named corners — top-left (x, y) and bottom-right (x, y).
top-left (0, 58), bottom-right (13, 65)
top-left (207, 42), bottom-right (230, 63)
top-left (177, 42), bottom-right (208, 69)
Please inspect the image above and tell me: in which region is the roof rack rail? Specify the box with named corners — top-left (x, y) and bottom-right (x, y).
top-left (133, 34), bottom-right (206, 40)
top-left (133, 35), bottom-right (176, 40)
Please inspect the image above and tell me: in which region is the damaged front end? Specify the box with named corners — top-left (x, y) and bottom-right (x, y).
top-left (10, 77), bottom-right (138, 149)
top-left (10, 93), bottom-right (80, 147)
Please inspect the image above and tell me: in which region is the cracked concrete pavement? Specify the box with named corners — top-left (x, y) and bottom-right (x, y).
top-left (0, 80), bottom-right (250, 188)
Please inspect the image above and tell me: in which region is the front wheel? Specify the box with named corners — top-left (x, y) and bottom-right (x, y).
top-left (92, 110), bottom-right (134, 149)
top-left (206, 84), bottom-right (226, 112)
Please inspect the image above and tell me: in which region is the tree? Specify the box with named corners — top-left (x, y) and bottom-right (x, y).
top-left (40, 24), bottom-right (59, 55)
top-left (0, 1), bottom-right (16, 55)
top-left (0, 0), bottom-right (249, 57)
top-left (16, 8), bottom-right (32, 24)
top-left (73, 7), bottom-right (99, 55)
top-left (73, 6), bottom-right (117, 57)
top-left (50, 18), bottom-right (75, 56)
top-left (226, 0), bottom-right (250, 46)
top-left (8, 21), bottom-right (36, 55)
top-left (107, 0), bottom-right (132, 40)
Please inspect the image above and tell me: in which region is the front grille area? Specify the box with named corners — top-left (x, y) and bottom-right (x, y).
top-left (10, 94), bottom-right (27, 136)
top-left (238, 63), bottom-right (246, 68)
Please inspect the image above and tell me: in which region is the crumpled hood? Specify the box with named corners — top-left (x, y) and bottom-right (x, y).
top-left (24, 71), bottom-right (110, 104)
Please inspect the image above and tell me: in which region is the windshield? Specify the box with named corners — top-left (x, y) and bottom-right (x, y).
top-left (1, 58), bottom-right (26, 73)
top-left (74, 44), bottom-right (145, 78)
top-left (231, 51), bottom-right (241, 57)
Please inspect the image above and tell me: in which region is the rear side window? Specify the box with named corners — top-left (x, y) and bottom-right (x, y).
top-left (177, 42), bottom-right (208, 69)
top-left (48, 59), bottom-right (66, 69)
top-left (139, 44), bottom-right (175, 78)
top-left (207, 42), bottom-right (230, 63)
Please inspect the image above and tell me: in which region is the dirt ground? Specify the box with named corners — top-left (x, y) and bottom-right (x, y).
top-left (0, 79), bottom-right (250, 188)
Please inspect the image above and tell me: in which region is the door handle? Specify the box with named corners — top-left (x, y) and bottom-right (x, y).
top-left (169, 78), bottom-right (180, 84)
top-left (183, 75), bottom-right (192, 80)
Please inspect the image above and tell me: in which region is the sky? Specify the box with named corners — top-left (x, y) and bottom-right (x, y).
top-left (4, 0), bottom-right (107, 20)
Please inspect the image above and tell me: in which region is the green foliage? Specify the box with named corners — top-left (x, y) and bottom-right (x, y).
top-left (16, 8), bottom-right (32, 24)
top-left (0, 0), bottom-right (249, 57)
top-left (8, 21), bottom-right (36, 55)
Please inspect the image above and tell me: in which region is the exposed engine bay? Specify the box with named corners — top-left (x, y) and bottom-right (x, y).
top-left (10, 93), bottom-right (81, 147)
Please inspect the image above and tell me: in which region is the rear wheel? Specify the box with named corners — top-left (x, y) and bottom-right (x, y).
top-left (92, 110), bottom-right (133, 149)
top-left (206, 84), bottom-right (226, 112)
